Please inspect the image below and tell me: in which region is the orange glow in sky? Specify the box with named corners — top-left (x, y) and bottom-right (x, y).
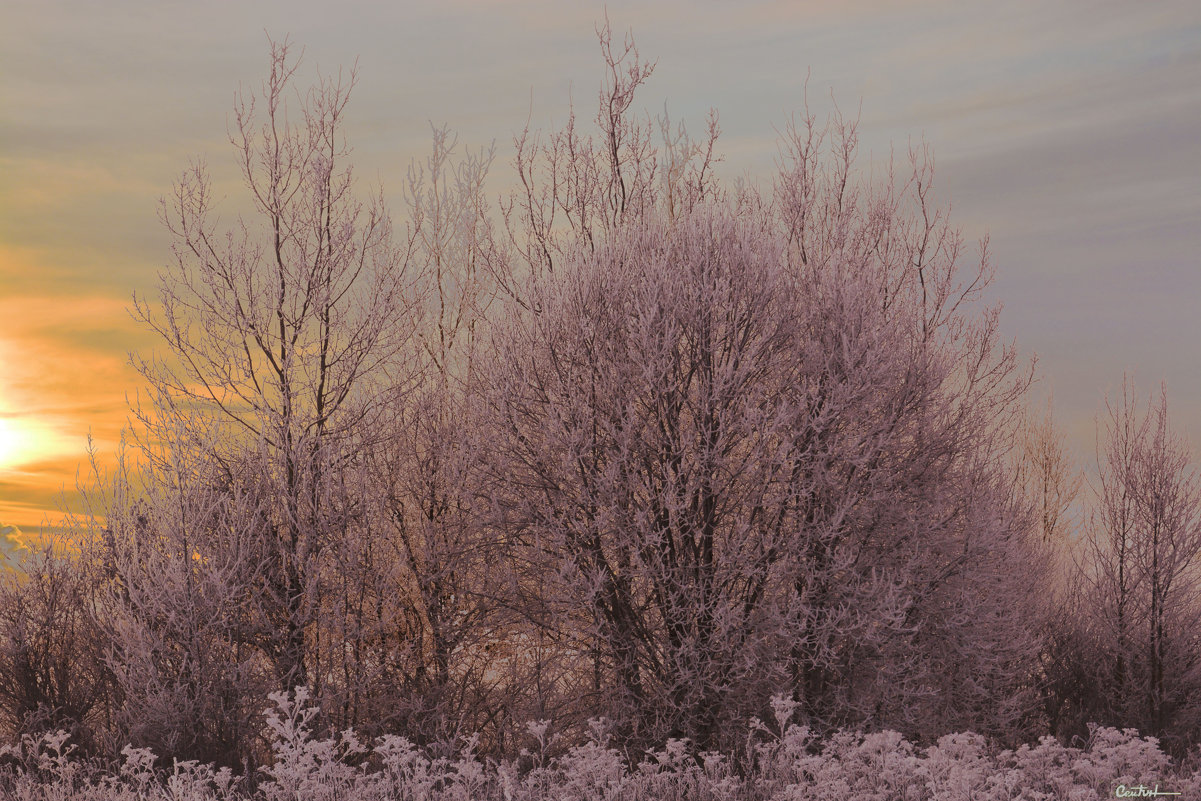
top-left (0, 302), bottom-right (137, 530)
top-left (1, 1), bottom-right (1199, 531)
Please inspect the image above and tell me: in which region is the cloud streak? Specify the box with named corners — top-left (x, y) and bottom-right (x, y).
top-left (1, 0), bottom-right (1198, 522)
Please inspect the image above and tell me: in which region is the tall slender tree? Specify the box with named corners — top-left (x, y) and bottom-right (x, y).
top-left (132, 38), bottom-right (422, 694)
top-left (1075, 379), bottom-right (1201, 751)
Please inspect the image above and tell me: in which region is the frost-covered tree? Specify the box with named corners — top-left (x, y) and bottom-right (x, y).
top-left (122, 37), bottom-right (517, 751)
top-left (770, 110), bottom-right (1040, 742)
top-left (1075, 379), bottom-right (1201, 752)
top-left (132, 38), bottom-right (423, 701)
top-left (1010, 400), bottom-right (1091, 738)
top-left (1016, 398), bottom-right (1081, 553)
top-left (485, 139), bottom-right (1039, 749)
top-left (478, 22), bottom-right (1042, 751)
top-left (350, 124), bottom-right (511, 744)
top-left (488, 209), bottom-right (806, 747)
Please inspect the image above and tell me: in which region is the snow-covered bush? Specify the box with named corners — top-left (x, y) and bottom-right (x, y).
top-left (8, 692), bottom-right (1197, 800)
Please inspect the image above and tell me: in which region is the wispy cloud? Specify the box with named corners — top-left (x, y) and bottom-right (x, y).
top-left (0, 0), bottom-right (1198, 521)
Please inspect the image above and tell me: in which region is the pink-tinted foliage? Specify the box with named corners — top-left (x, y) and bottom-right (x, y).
top-left (3, 702), bottom-right (1196, 800)
top-left (19, 17), bottom-right (1201, 784)
top-left (485, 171), bottom-right (1036, 749)
top-left (482, 26), bottom-right (1037, 744)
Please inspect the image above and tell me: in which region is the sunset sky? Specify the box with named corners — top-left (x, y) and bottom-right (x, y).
top-left (1, 0), bottom-right (1199, 534)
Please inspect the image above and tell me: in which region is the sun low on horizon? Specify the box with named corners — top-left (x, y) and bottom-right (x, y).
top-left (0, 397), bottom-right (96, 529)
top-left (0, 317), bottom-right (136, 530)
top-left (0, 414), bottom-right (34, 471)
top-left (0, 399), bottom-right (84, 470)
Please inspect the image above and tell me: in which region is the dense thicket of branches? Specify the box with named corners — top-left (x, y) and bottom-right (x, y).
top-left (483, 202), bottom-right (1038, 751)
top-left (2, 26), bottom-right (1199, 773)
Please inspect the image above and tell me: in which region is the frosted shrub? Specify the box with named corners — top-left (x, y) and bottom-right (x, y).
top-left (919, 732), bottom-right (993, 801)
top-left (2, 708), bottom-right (1197, 799)
top-left (697, 751), bottom-right (741, 801)
top-left (752, 723), bottom-right (814, 790)
top-left (748, 694), bottom-right (816, 790)
top-left (371, 734), bottom-right (440, 799)
top-left (1076, 726), bottom-right (1172, 788)
top-left (822, 730), bottom-right (921, 800)
top-left (979, 727), bottom-right (1176, 800)
top-left (1036, 726), bottom-right (1174, 800)
top-left (986, 736), bottom-right (1076, 799)
top-left (445, 735), bottom-right (489, 801)
top-left (118, 744), bottom-right (159, 796)
top-left (0, 729), bottom-right (249, 801)
top-left (633, 738), bottom-right (707, 801)
top-left (554, 726), bottom-right (629, 801)
top-left (24, 729), bottom-right (78, 784)
top-left (164, 759), bottom-right (239, 801)
top-left (757, 721), bottom-right (924, 801)
top-left (259, 687), bottom-right (367, 800)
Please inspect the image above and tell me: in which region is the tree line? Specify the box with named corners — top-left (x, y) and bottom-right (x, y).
top-left (2, 29), bottom-right (1199, 773)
